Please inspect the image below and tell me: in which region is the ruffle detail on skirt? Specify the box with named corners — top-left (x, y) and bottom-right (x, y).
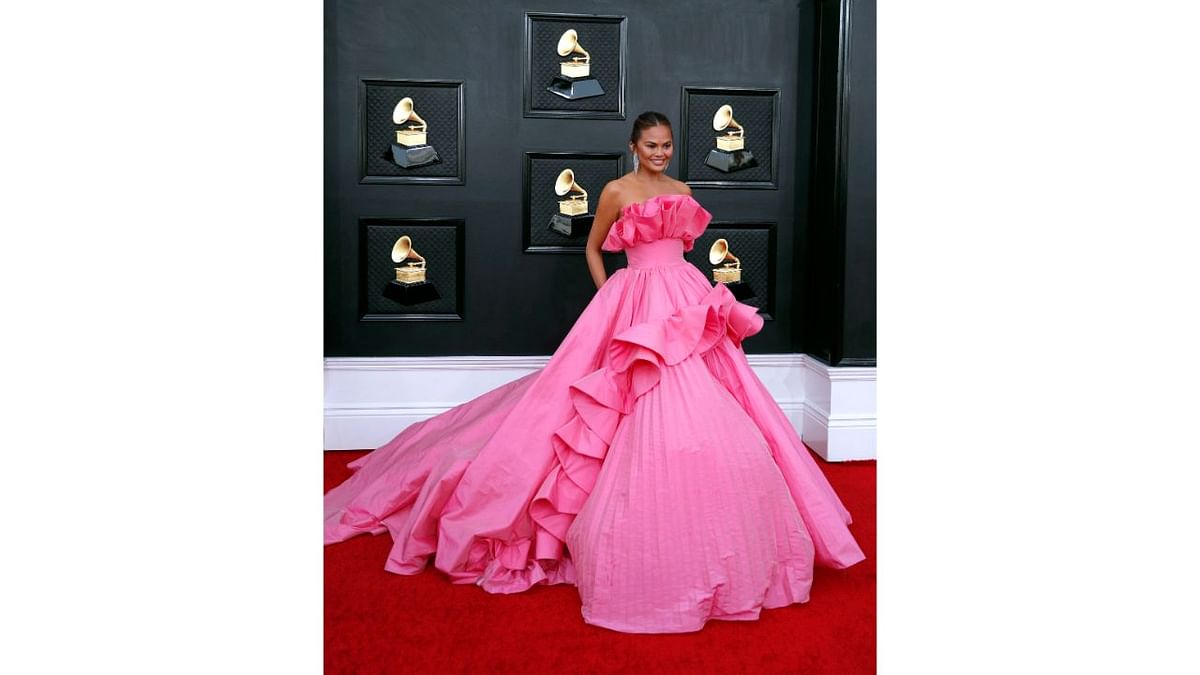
top-left (470, 537), bottom-right (576, 593)
top-left (529, 282), bottom-right (764, 562)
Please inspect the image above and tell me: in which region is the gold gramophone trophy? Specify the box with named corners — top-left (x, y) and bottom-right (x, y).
top-left (548, 168), bottom-right (594, 237)
top-left (704, 104), bottom-right (759, 173)
top-left (709, 238), bottom-right (756, 301)
top-left (390, 97), bottom-right (440, 168)
top-left (382, 235), bottom-right (441, 305)
top-left (546, 29), bottom-right (604, 100)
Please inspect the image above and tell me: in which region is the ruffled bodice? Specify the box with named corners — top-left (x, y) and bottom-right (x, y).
top-left (602, 193), bottom-right (710, 253)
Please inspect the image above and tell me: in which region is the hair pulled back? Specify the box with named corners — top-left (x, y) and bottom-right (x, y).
top-left (629, 111), bottom-right (673, 144)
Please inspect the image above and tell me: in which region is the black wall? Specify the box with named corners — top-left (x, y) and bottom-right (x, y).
top-left (799, 0), bottom-right (876, 366)
top-left (326, 0), bottom-right (875, 362)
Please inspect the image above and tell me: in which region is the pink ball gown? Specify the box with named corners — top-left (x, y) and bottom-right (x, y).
top-left (324, 193), bottom-right (865, 633)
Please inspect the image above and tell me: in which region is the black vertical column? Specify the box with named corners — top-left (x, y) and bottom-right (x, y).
top-left (796, 0), bottom-right (876, 366)
top-left (324, 0), bottom-right (343, 352)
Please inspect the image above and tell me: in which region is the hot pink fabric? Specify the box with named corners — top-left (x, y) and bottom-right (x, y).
top-left (324, 193), bottom-right (865, 633)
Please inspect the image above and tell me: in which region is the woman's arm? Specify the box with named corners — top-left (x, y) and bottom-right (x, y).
top-left (585, 182), bottom-right (622, 290)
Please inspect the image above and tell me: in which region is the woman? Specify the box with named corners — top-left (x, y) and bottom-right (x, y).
top-left (325, 111), bottom-right (865, 634)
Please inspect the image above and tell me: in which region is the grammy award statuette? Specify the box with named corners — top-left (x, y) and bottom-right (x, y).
top-left (704, 104), bottom-right (758, 173)
top-left (709, 238), bottom-right (756, 301)
top-left (546, 29), bottom-right (604, 100)
top-left (548, 168), bottom-right (595, 238)
top-left (383, 235), bottom-right (441, 305)
top-left (390, 97), bottom-right (441, 169)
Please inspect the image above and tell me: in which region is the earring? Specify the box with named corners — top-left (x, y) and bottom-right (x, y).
top-left (633, 154), bottom-right (639, 174)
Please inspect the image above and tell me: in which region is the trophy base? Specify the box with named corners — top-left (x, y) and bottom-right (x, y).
top-left (546, 75), bottom-right (605, 100)
top-left (390, 143), bottom-right (441, 168)
top-left (704, 148), bottom-right (758, 173)
top-left (548, 212), bottom-right (594, 238)
top-left (383, 280), bottom-right (441, 305)
top-left (718, 280), bottom-right (757, 301)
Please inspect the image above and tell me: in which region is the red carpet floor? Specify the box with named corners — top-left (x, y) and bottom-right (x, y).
top-left (325, 449), bottom-right (876, 674)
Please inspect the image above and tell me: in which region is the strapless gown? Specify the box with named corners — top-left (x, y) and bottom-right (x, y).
top-left (324, 193), bottom-right (865, 634)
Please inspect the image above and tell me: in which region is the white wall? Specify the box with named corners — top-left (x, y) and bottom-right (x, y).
top-left (325, 355), bottom-right (875, 461)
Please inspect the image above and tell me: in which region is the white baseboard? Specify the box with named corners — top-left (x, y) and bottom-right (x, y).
top-left (798, 360), bottom-right (877, 461)
top-left (325, 355), bottom-right (875, 461)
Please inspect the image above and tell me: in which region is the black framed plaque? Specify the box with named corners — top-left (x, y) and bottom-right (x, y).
top-left (523, 151), bottom-right (625, 254)
top-left (679, 86), bottom-right (780, 189)
top-left (359, 79), bottom-right (465, 185)
top-left (523, 12), bottom-right (627, 119)
top-left (359, 218), bottom-right (465, 321)
top-left (683, 221), bottom-right (777, 320)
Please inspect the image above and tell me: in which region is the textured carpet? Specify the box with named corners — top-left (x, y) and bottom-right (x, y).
top-left (325, 449), bottom-right (875, 674)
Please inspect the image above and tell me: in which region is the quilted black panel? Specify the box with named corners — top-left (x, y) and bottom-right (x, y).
top-left (684, 225), bottom-right (774, 315)
top-left (362, 81), bottom-right (461, 179)
top-left (527, 154), bottom-right (623, 248)
top-left (529, 17), bottom-right (622, 112)
top-left (682, 90), bottom-right (777, 184)
top-left (362, 221), bottom-right (460, 316)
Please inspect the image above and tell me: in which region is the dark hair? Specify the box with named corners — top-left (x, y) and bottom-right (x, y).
top-left (629, 111), bottom-right (673, 144)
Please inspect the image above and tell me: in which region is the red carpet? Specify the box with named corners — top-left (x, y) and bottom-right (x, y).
top-left (325, 449), bottom-right (875, 674)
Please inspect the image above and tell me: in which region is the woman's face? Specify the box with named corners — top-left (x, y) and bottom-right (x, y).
top-left (629, 124), bottom-right (673, 174)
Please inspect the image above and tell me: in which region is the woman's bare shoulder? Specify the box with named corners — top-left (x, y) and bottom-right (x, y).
top-left (671, 177), bottom-right (693, 195)
top-left (600, 178), bottom-right (627, 202)
top-left (596, 180), bottom-right (631, 220)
